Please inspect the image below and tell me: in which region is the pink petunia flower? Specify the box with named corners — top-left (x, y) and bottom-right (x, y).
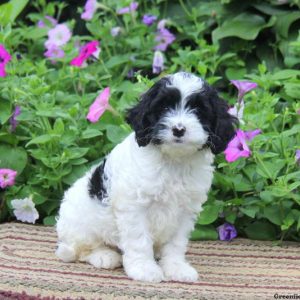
top-left (81, 0), bottom-right (98, 20)
top-left (87, 87), bottom-right (110, 123)
top-left (154, 21), bottom-right (175, 52)
top-left (230, 80), bottom-right (258, 102)
top-left (296, 150), bottom-right (300, 165)
top-left (152, 51), bottom-right (164, 74)
top-left (10, 106), bottom-right (21, 132)
top-left (45, 24), bottom-right (72, 48)
top-left (117, 2), bottom-right (138, 15)
top-left (11, 197), bottom-right (39, 224)
top-left (0, 45), bottom-right (11, 77)
top-left (70, 40), bottom-right (100, 67)
top-left (224, 129), bottom-right (251, 162)
top-left (224, 129), bottom-right (261, 162)
top-left (0, 169), bottom-right (17, 189)
top-left (44, 44), bottom-right (65, 59)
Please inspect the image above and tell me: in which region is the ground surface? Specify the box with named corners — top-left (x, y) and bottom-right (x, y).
top-left (0, 223), bottom-right (300, 300)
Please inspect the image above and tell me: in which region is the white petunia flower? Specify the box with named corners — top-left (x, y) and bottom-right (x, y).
top-left (228, 99), bottom-right (245, 124)
top-left (11, 197), bottom-right (39, 224)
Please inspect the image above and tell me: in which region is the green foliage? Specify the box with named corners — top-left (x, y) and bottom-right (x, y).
top-left (0, 0), bottom-right (299, 241)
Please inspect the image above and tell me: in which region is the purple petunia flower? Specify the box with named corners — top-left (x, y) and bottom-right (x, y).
top-left (37, 16), bottom-right (57, 28)
top-left (152, 51), bottom-right (164, 74)
top-left (45, 24), bottom-right (72, 49)
top-left (117, 2), bottom-right (138, 15)
top-left (0, 169), bottom-right (17, 189)
top-left (245, 129), bottom-right (261, 141)
top-left (44, 44), bottom-right (65, 59)
top-left (110, 27), bottom-right (122, 37)
top-left (81, 0), bottom-right (98, 20)
top-left (142, 14), bottom-right (157, 26)
top-left (217, 223), bottom-right (237, 241)
top-left (230, 80), bottom-right (258, 102)
top-left (154, 21), bottom-right (175, 52)
top-left (296, 150), bottom-right (300, 165)
top-left (10, 106), bottom-right (21, 132)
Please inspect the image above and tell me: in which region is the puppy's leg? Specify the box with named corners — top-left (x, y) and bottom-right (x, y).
top-left (82, 247), bottom-right (122, 269)
top-left (116, 209), bottom-right (164, 283)
top-left (159, 214), bottom-right (198, 282)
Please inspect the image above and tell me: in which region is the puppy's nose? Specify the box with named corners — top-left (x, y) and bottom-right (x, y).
top-left (172, 125), bottom-right (186, 137)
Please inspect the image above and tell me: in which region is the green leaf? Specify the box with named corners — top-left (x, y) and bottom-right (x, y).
top-left (81, 128), bottom-right (103, 139)
top-left (225, 210), bottom-right (237, 223)
top-left (43, 215), bottom-right (57, 226)
top-left (0, 100), bottom-right (11, 124)
top-left (190, 225), bottom-right (218, 241)
top-left (0, 0), bottom-right (29, 26)
top-left (62, 164), bottom-right (89, 186)
top-left (284, 83), bottom-right (300, 99)
top-left (0, 144), bottom-right (27, 174)
top-left (26, 134), bottom-right (61, 147)
top-left (212, 13), bottom-right (273, 42)
top-left (105, 55), bottom-right (132, 69)
top-left (275, 12), bottom-right (300, 38)
top-left (106, 125), bottom-right (128, 144)
top-left (240, 206), bottom-right (259, 218)
top-left (197, 204), bottom-right (222, 225)
top-left (281, 212), bottom-right (295, 231)
top-left (272, 69), bottom-right (300, 80)
top-left (66, 148), bottom-right (89, 160)
top-left (244, 221), bottom-right (277, 240)
top-left (263, 205), bottom-right (283, 225)
top-left (53, 118), bottom-right (64, 135)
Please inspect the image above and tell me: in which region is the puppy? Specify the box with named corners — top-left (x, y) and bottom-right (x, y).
top-left (56, 72), bottom-right (236, 283)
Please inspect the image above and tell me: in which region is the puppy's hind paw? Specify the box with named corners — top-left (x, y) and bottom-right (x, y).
top-left (85, 248), bottom-right (122, 269)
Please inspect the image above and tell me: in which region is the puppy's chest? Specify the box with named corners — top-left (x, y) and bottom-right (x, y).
top-left (144, 169), bottom-right (198, 231)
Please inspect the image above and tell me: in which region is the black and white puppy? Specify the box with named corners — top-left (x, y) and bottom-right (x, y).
top-left (56, 72), bottom-right (236, 282)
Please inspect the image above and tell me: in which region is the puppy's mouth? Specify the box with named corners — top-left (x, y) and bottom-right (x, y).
top-left (174, 138), bottom-right (184, 144)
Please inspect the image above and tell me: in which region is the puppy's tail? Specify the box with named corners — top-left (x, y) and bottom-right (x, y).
top-left (56, 242), bottom-right (76, 263)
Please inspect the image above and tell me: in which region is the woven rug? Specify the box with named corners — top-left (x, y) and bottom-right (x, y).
top-left (1, 223), bottom-right (300, 300)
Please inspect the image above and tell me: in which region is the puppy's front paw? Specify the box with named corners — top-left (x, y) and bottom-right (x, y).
top-left (125, 260), bottom-right (164, 283)
top-left (161, 260), bottom-right (198, 282)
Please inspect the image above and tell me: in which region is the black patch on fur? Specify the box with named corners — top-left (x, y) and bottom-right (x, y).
top-left (186, 82), bottom-right (238, 154)
top-left (126, 77), bottom-right (181, 147)
top-left (88, 159), bottom-right (107, 201)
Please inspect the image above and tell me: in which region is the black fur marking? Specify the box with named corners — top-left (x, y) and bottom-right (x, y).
top-left (88, 159), bottom-right (108, 201)
top-left (126, 77), bottom-right (181, 147)
top-left (186, 82), bottom-right (238, 154)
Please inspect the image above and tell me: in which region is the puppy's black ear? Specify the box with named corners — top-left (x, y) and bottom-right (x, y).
top-left (204, 85), bottom-right (238, 155)
top-left (126, 78), bottom-right (170, 147)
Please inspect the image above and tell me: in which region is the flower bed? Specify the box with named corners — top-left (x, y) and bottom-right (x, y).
top-left (0, 0), bottom-right (299, 241)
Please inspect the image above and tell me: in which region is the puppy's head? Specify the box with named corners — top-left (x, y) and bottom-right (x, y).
top-left (126, 72), bottom-right (237, 156)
